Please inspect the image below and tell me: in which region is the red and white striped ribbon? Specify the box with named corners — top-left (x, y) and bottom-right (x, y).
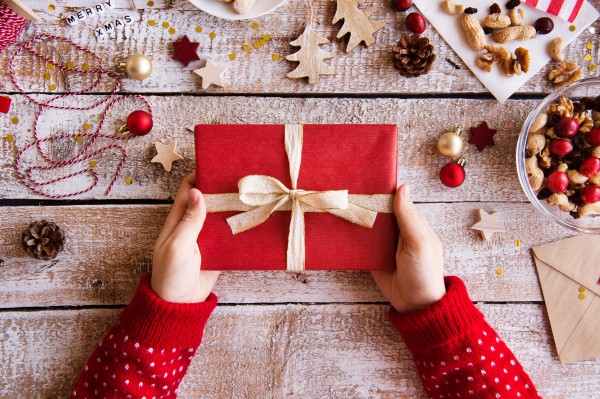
top-left (524, 0), bottom-right (586, 23)
top-left (0, 1), bottom-right (27, 53)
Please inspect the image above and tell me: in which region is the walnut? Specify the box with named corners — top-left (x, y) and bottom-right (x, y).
top-left (572, 111), bottom-right (587, 125)
top-left (578, 115), bottom-right (593, 133)
top-left (476, 45), bottom-right (510, 72)
top-left (539, 144), bottom-right (552, 169)
top-left (550, 97), bottom-right (574, 118)
top-left (548, 61), bottom-right (582, 89)
top-left (503, 47), bottom-right (530, 76)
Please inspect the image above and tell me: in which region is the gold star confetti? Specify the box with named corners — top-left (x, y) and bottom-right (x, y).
top-left (580, 293), bottom-right (586, 300)
top-left (196, 26), bottom-right (202, 33)
top-left (570, 25), bottom-right (576, 32)
top-left (264, 34), bottom-right (270, 40)
top-left (229, 53), bottom-right (236, 60)
top-left (90, 160), bottom-right (97, 167)
top-left (6, 135), bottom-right (13, 142)
top-left (585, 54), bottom-right (592, 61)
top-left (147, 0), bottom-right (154, 5)
top-left (579, 287), bottom-right (586, 293)
top-left (83, 123), bottom-right (90, 130)
top-left (44, 73), bottom-right (51, 80)
top-left (243, 44), bottom-right (250, 51)
top-left (169, 27), bottom-right (175, 34)
top-left (496, 269), bottom-right (503, 275)
top-left (11, 117), bottom-right (18, 124)
top-left (209, 32), bottom-right (216, 39)
top-left (253, 42), bottom-right (260, 49)
top-left (590, 64), bottom-right (597, 71)
top-left (162, 22), bottom-right (169, 28)
top-left (76, 136), bottom-right (83, 142)
top-left (49, 84), bottom-right (56, 90)
top-left (149, 20), bottom-right (156, 26)
top-left (272, 54), bottom-right (279, 61)
top-left (126, 178), bottom-right (133, 185)
top-left (259, 39), bottom-right (266, 45)
top-left (252, 22), bottom-right (258, 29)
top-left (587, 42), bottom-right (594, 49)
top-left (83, 64), bottom-right (90, 71)
top-left (66, 62), bottom-right (73, 69)
top-left (47, 63), bottom-right (53, 70)
top-left (48, 4), bottom-right (55, 11)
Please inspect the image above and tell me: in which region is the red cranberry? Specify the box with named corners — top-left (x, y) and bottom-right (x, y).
top-left (391, 0), bottom-right (412, 12)
top-left (581, 185), bottom-right (600, 204)
top-left (580, 156), bottom-right (600, 178)
top-left (588, 128), bottom-right (600, 147)
top-left (406, 12), bottom-right (426, 34)
top-left (547, 171), bottom-right (569, 193)
top-left (554, 117), bottom-right (579, 138)
top-left (534, 17), bottom-right (554, 34)
top-left (549, 139), bottom-right (573, 156)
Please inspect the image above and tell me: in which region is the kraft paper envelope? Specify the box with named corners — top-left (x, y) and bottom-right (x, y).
top-left (532, 235), bottom-right (600, 365)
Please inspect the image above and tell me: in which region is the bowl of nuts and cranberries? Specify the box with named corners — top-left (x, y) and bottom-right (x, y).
top-left (517, 78), bottom-right (600, 234)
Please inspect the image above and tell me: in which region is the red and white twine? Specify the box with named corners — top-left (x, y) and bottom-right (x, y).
top-left (0, 1), bottom-right (27, 53)
top-left (10, 34), bottom-right (152, 198)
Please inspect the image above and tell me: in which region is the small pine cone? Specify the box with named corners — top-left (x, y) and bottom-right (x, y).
top-left (392, 34), bottom-right (436, 78)
top-left (21, 220), bottom-right (65, 260)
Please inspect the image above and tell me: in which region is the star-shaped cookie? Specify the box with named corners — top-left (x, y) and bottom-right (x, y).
top-left (193, 59), bottom-right (227, 89)
top-left (470, 209), bottom-right (505, 241)
top-left (469, 122), bottom-right (497, 152)
top-left (172, 35), bottom-right (200, 67)
top-left (151, 140), bottom-right (183, 172)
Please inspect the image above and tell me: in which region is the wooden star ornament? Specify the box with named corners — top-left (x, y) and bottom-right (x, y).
top-left (470, 209), bottom-right (505, 241)
top-left (172, 35), bottom-right (200, 67)
top-left (193, 59), bottom-right (227, 89)
top-left (469, 121), bottom-right (497, 151)
top-left (151, 140), bottom-right (183, 172)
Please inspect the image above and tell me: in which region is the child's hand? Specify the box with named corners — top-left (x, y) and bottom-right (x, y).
top-left (151, 172), bottom-right (220, 303)
top-left (371, 184), bottom-right (446, 313)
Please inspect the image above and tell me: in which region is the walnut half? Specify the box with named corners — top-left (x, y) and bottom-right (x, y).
top-left (549, 61), bottom-right (582, 88)
top-left (476, 45), bottom-right (510, 73)
top-left (503, 47), bottom-right (530, 76)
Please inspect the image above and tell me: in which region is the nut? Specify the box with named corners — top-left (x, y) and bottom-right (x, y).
top-left (578, 202), bottom-right (600, 216)
top-left (484, 14), bottom-right (512, 29)
top-left (441, 0), bottom-right (465, 15)
top-left (504, 47), bottom-right (530, 76)
top-left (530, 113), bottom-right (548, 133)
top-left (461, 13), bottom-right (486, 51)
top-left (233, 0), bottom-right (255, 14)
top-left (546, 126), bottom-right (556, 139)
top-left (567, 169), bottom-right (589, 184)
top-left (557, 163), bottom-right (569, 172)
top-left (592, 146), bottom-right (600, 158)
top-left (476, 45), bottom-right (510, 72)
top-left (549, 97), bottom-right (574, 118)
top-left (492, 25), bottom-right (536, 43)
top-left (590, 171), bottom-right (600, 185)
top-left (579, 115), bottom-right (593, 133)
top-left (527, 132), bottom-right (546, 155)
top-left (526, 155), bottom-right (544, 191)
top-left (509, 8), bottom-right (525, 26)
top-left (539, 144), bottom-right (552, 169)
top-left (548, 37), bottom-right (566, 61)
top-left (548, 61), bottom-right (582, 89)
top-left (573, 112), bottom-right (587, 125)
top-left (547, 193), bottom-right (577, 212)
top-left (593, 110), bottom-right (600, 121)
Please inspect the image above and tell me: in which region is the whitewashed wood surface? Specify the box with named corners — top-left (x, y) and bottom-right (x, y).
top-left (2, 0), bottom-right (600, 397)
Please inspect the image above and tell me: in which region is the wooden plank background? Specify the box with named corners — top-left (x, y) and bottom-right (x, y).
top-left (2, 0), bottom-right (600, 397)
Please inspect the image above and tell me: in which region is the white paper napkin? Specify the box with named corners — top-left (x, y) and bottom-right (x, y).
top-left (413, 0), bottom-right (600, 103)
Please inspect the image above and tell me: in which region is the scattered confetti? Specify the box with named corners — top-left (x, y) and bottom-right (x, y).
top-left (49, 84), bottom-right (56, 90)
top-left (169, 28), bottom-right (175, 34)
top-left (587, 42), bottom-right (594, 49)
top-left (580, 293), bottom-right (586, 300)
top-left (44, 73), bottom-right (51, 80)
top-left (253, 42), bottom-right (260, 49)
top-left (47, 63), bottom-right (53, 70)
top-left (11, 117), bottom-right (18, 124)
top-left (585, 54), bottom-right (592, 61)
top-left (252, 22), bottom-right (258, 29)
top-left (570, 25), bottom-right (576, 32)
top-left (229, 53), bottom-right (236, 60)
top-left (76, 135), bottom-right (83, 142)
top-left (66, 62), bottom-right (73, 69)
top-left (579, 286), bottom-right (586, 293)
top-left (209, 32), bottom-right (216, 39)
top-left (147, 0), bottom-right (154, 5)
top-left (259, 39), bottom-right (266, 45)
top-left (6, 135), bottom-right (13, 142)
top-left (83, 123), bottom-right (90, 130)
top-left (126, 178), bottom-right (133, 185)
top-left (83, 64), bottom-right (90, 71)
top-left (196, 26), bottom-right (202, 33)
top-left (590, 27), bottom-right (596, 34)
top-left (496, 269), bottom-right (503, 275)
top-left (90, 160), bottom-right (97, 167)
top-left (590, 64), bottom-right (597, 71)
top-left (264, 34), bottom-right (270, 40)
top-left (514, 240), bottom-right (521, 247)
top-left (162, 22), bottom-right (169, 28)
top-left (149, 20), bottom-right (156, 26)
top-left (48, 4), bottom-right (55, 11)
top-left (243, 44), bottom-right (250, 51)
top-left (272, 54), bottom-right (279, 61)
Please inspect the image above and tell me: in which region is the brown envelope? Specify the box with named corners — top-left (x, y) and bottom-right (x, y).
top-left (532, 235), bottom-right (600, 364)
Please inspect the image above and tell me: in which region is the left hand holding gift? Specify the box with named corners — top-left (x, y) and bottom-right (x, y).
top-left (151, 172), bottom-right (220, 303)
top-left (371, 184), bottom-right (446, 313)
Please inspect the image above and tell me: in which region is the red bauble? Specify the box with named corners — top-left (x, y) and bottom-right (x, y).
top-left (440, 163), bottom-right (465, 188)
top-left (392, 0), bottom-right (412, 11)
top-left (547, 171), bottom-right (569, 193)
top-left (127, 110), bottom-right (153, 136)
top-left (406, 12), bottom-right (426, 34)
top-left (581, 185), bottom-right (600, 204)
top-left (549, 139), bottom-right (573, 156)
top-left (554, 117), bottom-right (579, 138)
top-left (588, 128), bottom-right (600, 146)
top-left (580, 156), bottom-right (600, 178)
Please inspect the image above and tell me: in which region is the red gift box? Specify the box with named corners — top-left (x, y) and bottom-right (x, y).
top-left (194, 124), bottom-right (398, 271)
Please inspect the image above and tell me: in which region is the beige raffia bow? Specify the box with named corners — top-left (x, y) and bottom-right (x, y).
top-left (204, 124), bottom-right (394, 272)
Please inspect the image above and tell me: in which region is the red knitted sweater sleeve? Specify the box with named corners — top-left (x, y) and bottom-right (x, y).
top-left (70, 274), bottom-right (218, 399)
top-left (389, 276), bottom-right (541, 399)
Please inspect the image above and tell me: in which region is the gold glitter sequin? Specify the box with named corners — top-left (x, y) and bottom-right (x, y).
top-left (514, 240), bottom-right (521, 247)
top-left (229, 53), bottom-right (236, 60)
top-left (587, 42), bottom-right (594, 49)
top-left (90, 160), bottom-right (97, 167)
top-left (149, 20), bottom-right (156, 26)
top-left (126, 178), bottom-right (133, 185)
top-left (162, 22), bottom-right (169, 28)
top-left (83, 123), bottom-right (90, 130)
top-left (252, 22), bottom-right (258, 29)
top-left (579, 287), bottom-right (586, 293)
top-left (590, 64), bottom-right (597, 71)
top-left (580, 293), bottom-right (586, 300)
top-left (44, 73), bottom-right (51, 80)
top-left (272, 54), bottom-right (279, 61)
top-left (209, 32), bottom-right (216, 39)
top-left (11, 117), bottom-right (18, 124)
top-left (259, 39), bottom-right (265, 45)
top-left (263, 34), bottom-right (270, 41)
top-left (590, 27), bottom-right (596, 34)
top-left (570, 25), bottom-right (576, 32)
top-left (196, 26), bottom-right (202, 33)
top-left (66, 62), bottom-right (73, 69)
top-left (48, 4), bottom-right (55, 11)
top-left (169, 27), bottom-right (175, 34)
top-left (6, 135), bottom-right (13, 142)
top-left (76, 136), bottom-right (83, 142)
top-left (243, 44), bottom-right (250, 51)
top-left (585, 54), bottom-right (592, 61)
top-left (49, 84), bottom-right (56, 90)
top-left (83, 64), bottom-right (90, 71)
top-left (47, 63), bottom-right (53, 70)
top-left (496, 269), bottom-right (503, 275)
top-left (147, 0), bottom-right (154, 5)
top-left (253, 42), bottom-right (260, 49)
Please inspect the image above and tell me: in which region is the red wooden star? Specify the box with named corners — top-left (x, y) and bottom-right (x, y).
top-left (469, 121), bottom-right (497, 151)
top-left (172, 35), bottom-right (200, 67)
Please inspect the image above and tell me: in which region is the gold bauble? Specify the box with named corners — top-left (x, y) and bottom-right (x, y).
top-left (120, 54), bottom-right (152, 80)
top-left (437, 127), bottom-right (464, 158)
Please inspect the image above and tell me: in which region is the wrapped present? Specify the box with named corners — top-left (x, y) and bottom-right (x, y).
top-left (194, 124), bottom-right (398, 271)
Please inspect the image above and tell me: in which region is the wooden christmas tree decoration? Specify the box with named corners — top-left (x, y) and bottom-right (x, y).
top-left (286, 25), bottom-right (336, 84)
top-left (333, 0), bottom-right (386, 53)
top-left (470, 209), bottom-right (506, 241)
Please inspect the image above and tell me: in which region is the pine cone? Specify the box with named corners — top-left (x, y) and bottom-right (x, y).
top-left (21, 220), bottom-right (65, 260)
top-left (392, 34), bottom-right (436, 78)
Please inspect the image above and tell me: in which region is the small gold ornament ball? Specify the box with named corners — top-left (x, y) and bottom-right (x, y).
top-left (124, 54), bottom-right (152, 80)
top-left (437, 130), bottom-right (464, 158)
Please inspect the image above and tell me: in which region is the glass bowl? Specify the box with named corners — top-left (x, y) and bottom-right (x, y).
top-left (517, 78), bottom-right (600, 234)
